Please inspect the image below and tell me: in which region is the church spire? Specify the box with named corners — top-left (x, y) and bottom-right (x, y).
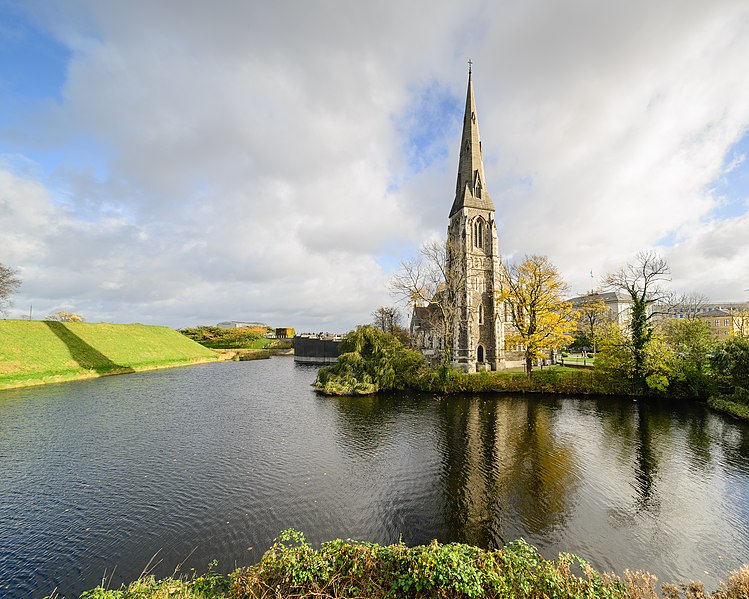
top-left (449, 65), bottom-right (494, 218)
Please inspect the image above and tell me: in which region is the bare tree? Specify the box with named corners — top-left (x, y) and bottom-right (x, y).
top-left (371, 306), bottom-right (402, 333)
top-left (575, 292), bottom-right (611, 354)
top-left (391, 239), bottom-right (466, 366)
top-left (672, 292), bottom-right (710, 319)
top-left (604, 251), bottom-right (671, 389)
top-left (730, 304), bottom-right (749, 338)
top-left (0, 263), bottom-right (21, 314)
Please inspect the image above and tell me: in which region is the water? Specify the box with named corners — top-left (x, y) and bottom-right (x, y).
top-left (1, 357), bottom-right (748, 597)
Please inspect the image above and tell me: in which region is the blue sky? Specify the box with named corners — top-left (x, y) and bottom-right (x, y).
top-left (712, 131), bottom-right (749, 219)
top-left (1, 1), bottom-right (749, 329)
top-left (0, 6), bottom-right (68, 106)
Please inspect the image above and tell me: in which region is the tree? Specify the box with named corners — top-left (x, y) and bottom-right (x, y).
top-left (46, 310), bottom-right (85, 322)
top-left (498, 255), bottom-right (577, 376)
top-left (604, 251), bottom-right (671, 391)
top-left (371, 306), bottom-right (402, 333)
top-left (711, 336), bottom-right (749, 391)
top-left (314, 325), bottom-right (425, 395)
top-left (596, 320), bottom-right (678, 394)
top-left (575, 293), bottom-right (610, 354)
top-left (663, 318), bottom-right (715, 397)
top-left (729, 304), bottom-right (749, 338)
top-left (672, 292), bottom-right (710, 319)
top-left (0, 263), bottom-right (21, 314)
top-left (391, 239), bottom-right (466, 366)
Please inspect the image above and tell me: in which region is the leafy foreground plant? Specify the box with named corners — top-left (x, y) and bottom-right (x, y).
top-left (67, 530), bottom-right (749, 599)
top-left (75, 560), bottom-right (229, 599)
top-left (230, 530), bottom-right (749, 599)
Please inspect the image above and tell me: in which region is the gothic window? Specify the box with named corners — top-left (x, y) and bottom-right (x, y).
top-left (477, 345), bottom-right (484, 363)
top-left (473, 217), bottom-right (484, 249)
top-left (479, 303), bottom-right (484, 324)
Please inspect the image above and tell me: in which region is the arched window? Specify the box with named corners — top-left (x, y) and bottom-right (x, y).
top-left (478, 303), bottom-right (484, 324)
top-left (473, 218), bottom-right (484, 249)
top-left (477, 345), bottom-right (484, 363)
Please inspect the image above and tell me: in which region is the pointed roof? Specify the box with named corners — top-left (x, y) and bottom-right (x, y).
top-left (449, 68), bottom-right (495, 218)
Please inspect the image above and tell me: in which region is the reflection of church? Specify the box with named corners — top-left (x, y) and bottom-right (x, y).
top-left (412, 68), bottom-right (519, 372)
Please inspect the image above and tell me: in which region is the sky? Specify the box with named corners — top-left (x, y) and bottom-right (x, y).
top-left (1, 0), bottom-right (748, 331)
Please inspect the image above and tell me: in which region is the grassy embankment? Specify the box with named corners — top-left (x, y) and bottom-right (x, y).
top-left (178, 325), bottom-right (293, 361)
top-left (409, 366), bottom-right (637, 396)
top-left (70, 530), bottom-right (749, 599)
top-left (0, 320), bottom-right (220, 390)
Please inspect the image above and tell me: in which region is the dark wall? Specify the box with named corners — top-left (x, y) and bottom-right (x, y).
top-left (293, 336), bottom-right (341, 363)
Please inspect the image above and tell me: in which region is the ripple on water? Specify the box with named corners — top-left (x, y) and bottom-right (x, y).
top-left (2, 363), bottom-right (749, 596)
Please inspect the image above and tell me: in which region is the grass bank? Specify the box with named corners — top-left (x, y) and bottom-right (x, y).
top-left (71, 530), bottom-right (749, 599)
top-left (708, 388), bottom-right (749, 422)
top-left (0, 320), bottom-right (219, 390)
top-left (214, 345), bottom-right (294, 362)
top-left (408, 366), bottom-right (639, 397)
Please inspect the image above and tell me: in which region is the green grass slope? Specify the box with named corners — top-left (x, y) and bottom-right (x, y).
top-left (0, 320), bottom-right (218, 390)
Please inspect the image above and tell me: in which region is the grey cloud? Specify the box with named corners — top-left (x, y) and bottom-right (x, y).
top-left (3, 0), bottom-right (749, 328)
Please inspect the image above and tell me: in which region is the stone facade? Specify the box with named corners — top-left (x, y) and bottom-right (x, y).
top-left (412, 69), bottom-right (509, 372)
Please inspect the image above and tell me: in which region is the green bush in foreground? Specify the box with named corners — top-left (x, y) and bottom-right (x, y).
top-left (73, 530), bottom-right (749, 599)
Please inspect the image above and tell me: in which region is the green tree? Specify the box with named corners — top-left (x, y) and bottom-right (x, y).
top-left (604, 251), bottom-right (671, 391)
top-left (498, 255), bottom-right (578, 376)
top-left (711, 336), bottom-right (749, 391)
top-left (595, 322), bottom-right (633, 381)
top-left (663, 318), bottom-right (715, 397)
top-left (314, 325), bottom-right (425, 395)
top-left (596, 321), bottom-right (677, 394)
top-left (0, 263), bottom-right (21, 314)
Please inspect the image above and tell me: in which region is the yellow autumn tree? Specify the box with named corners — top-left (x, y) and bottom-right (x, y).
top-left (576, 293), bottom-right (610, 353)
top-left (498, 255), bottom-right (577, 375)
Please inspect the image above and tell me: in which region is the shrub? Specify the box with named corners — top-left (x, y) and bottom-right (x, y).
top-left (71, 531), bottom-right (749, 599)
top-left (314, 326), bottom-right (425, 395)
top-left (231, 530), bottom-right (631, 599)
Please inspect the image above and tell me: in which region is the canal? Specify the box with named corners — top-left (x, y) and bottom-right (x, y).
top-left (1, 357), bottom-right (748, 597)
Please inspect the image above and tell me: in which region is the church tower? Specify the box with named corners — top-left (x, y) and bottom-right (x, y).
top-left (447, 66), bottom-right (504, 372)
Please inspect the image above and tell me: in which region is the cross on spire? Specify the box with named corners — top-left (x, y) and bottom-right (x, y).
top-left (468, 59), bottom-right (472, 74)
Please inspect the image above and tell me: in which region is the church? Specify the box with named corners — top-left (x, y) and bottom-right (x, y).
top-left (411, 67), bottom-right (518, 372)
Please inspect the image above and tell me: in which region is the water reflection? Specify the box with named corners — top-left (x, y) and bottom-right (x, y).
top-left (3, 361), bottom-right (749, 598)
top-left (437, 397), bottom-right (581, 547)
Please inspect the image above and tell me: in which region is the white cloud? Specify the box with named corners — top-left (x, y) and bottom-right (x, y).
top-left (2, 0), bottom-right (749, 327)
